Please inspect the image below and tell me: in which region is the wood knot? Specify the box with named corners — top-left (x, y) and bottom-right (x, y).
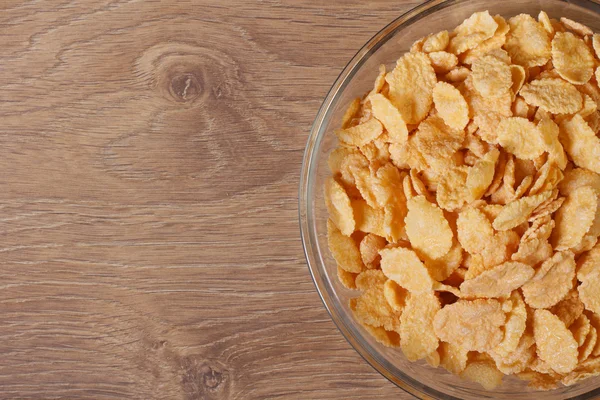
top-left (181, 357), bottom-right (231, 400)
top-left (168, 72), bottom-right (202, 103)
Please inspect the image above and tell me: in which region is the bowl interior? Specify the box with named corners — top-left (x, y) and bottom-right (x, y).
top-left (301, 0), bottom-right (600, 399)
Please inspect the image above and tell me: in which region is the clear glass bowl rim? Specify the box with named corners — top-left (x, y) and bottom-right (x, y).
top-left (298, 0), bottom-right (600, 399)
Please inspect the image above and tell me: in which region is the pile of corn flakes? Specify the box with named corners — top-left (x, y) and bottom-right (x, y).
top-left (326, 11), bottom-right (600, 390)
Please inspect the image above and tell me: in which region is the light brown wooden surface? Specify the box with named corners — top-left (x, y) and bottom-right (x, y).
top-left (0, 1), bottom-right (420, 399)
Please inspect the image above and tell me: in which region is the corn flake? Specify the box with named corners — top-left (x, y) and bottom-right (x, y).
top-left (522, 251), bottom-right (576, 308)
top-left (400, 292), bottom-right (440, 361)
top-left (552, 32), bottom-right (595, 85)
top-left (449, 11), bottom-right (499, 55)
top-left (460, 261), bottom-right (534, 298)
top-left (534, 309), bottom-right (579, 374)
top-left (559, 115), bottom-right (600, 174)
top-left (551, 186), bottom-right (597, 250)
top-left (433, 299), bottom-right (505, 352)
top-left (460, 358), bottom-right (504, 390)
top-left (336, 118), bottom-right (383, 147)
top-left (520, 78), bottom-right (583, 114)
top-left (328, 220), bottom-right (364, 273)
top-left (560, 17), bottom-right (593, 37)
top-left (380, 247), bottom-right (434, 292)
top-left (472, 55), bottom-right (513, 97)
top-left (497, 117), bottom-right (545, 160)
top-left (369, 93), bottom-right (408, 144)
top-left (433, 81), bottom-right (470, 130)
top-left (423, 30), bottom-right (450, 53)
top-left (492, 190), bottom-right (552, 231)
top-left (386, 52), bottom-right (437, 124)
top-left (505, 14), bottom-right (552, 68)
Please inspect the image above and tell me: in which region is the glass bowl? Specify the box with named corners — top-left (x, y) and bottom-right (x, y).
top-left (299, 0), bottom-right (600, 399)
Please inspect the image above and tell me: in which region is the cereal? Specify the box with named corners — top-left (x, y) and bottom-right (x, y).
top-left (359, 233), bottom-right (386, 269)
top-left (439, 342), bottom-right (469, 374)
top-left (405, 195), bottom-right (453, 259)
top-left (449, 11), bottom-right (498, 55)
top-left (325, 10), bottom-right (600, 391)
top-left (400, 292), bottom-right (440, 361)
top-left (497, 117), bottom-right (544, 159)
top-left (552, 32), bottom-right (595, 85)
top-left (369, 93), bottom-right (408, 144)
top-left (505, 14), bottom-right (551, 68)
top-left (559, 115), bottom-right (600, 174)
top-left (521, 251), bottom-right (575, 308)
top-left (327, 220), bottom-right (364, 273)
top-left (534, 309), bottom-right (579, 374)
top-left (428, 51), bottom-right (458, 73)
top-left (380, 247), bottom-right (434, 292)
top-left (335, 118), bottom-right (383, 146)
top-left (460, 358), bottom-right (504, 390)
top-left (472, 55), bottom-right (513, 97)
top-left (433, 299), bottom-right (505, 352)
top-left (325, 178), bottom-right (355, 236)
top-left (520, 78), bottom-right (583, 114)
top-left (492, 190), bottom-right (552, 231)
top-left (386, 52), bottom-right (437, 124)
top-left (423, 30), bottom-right (450, 53)
top-left (460, 261), bottom-right (534, 298)
top-left (466, 149), bottom-right (500, 201)
top-left (551, 186), bottom-right (597, 250)
top-left (432, 81), bottom-right (469, 130)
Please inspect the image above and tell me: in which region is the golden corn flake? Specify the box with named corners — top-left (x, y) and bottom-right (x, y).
top-left (423, 30), bottom-right (450, 53)
top-left (460, 359), bottom-right (504, 390)
top-left (400, 292), bottom-right (440, 361)
top-left (439, 342), bottom-right (469, 374)
top-left (562, 354), bottom-right (600, 386)
top-left (444, 66), bottom-right (470, 82)
top-left (457, 207), bottom-right (494, 254)
top-left (538, 11), bottom-right (554, 35)
top-left (520, 78), bottom-right (583, 114)
top-left (492, 190), bottom-right (552, 231)
top-left (386, 52), bottom-right (437, 124)
top-left (368, 93), bottom-right (408, 145)
top-left (534, 309), bottom-right (579, 374)
top-left (539, 118), bottom-right (568, 169)
top-left (521, 251), bottom-right (576, 308)
top-left (552, 32), bottom-right (595, 85)
top-left (383, 279), bottom-right (408, 313)
top-left (559, 115), bottom-right (600, 174)
top-left (505, 14), bottom-right (551, 68)
top-left (337, 266), bottom-right (358, 290)
top-left (432, 81), bottom-right (469, 130)
top-left (428, 51), bottom-right (458, 73)
top-left (380, 247), bottom-right (434, 293)
top-left (422, 239), bottom-right (464, 282)
top-left (570, 314), bottom-right (591, 347)
top-left (449, 11), bottom-right (499, 55)
top-left (336, 118), bottom-right (383, 147)
top-left (327, 220), bottom-right (364, 273)
top-left (466, 149), bottom-right (500, 201)
top-left (472, 55), bottom-right (513, 97)
top-left (436, 166), bottom-right (470, 211)
top-left (579, 269), bottom-right (600, 316)
top-left (460, 261), bottom-right (534, 298)
top-left (353, 199), bottom-right (386, 237)
top-left (415, 115), bottom-right (465, 171)
top-left (560, 17), bottom-right (593, 37)
top-left (359, 233), bottom-right (386, 269)
top-left (551, 186), bottom-right (597, 250)
top-left (368, 64), bottom-right (387, 97)
top-left (550, 290), bottom-right (585, 328)
top-left (497, 117), bottom-right (544, 160)
top-left (352, 270), bottom-right (402, 331)
top-left (405, 195), bottom-right (453, 260)
top-left (325, 177), bottom-right (355, 236)
top-left (434, 299), bottom-right (505, 352)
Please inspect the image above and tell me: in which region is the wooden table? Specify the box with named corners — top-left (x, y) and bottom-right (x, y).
top-left (0, 1), bottom-right (419, 398)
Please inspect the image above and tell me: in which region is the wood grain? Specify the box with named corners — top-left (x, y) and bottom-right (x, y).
top-left (0, 1), bottom-right (419, 398)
